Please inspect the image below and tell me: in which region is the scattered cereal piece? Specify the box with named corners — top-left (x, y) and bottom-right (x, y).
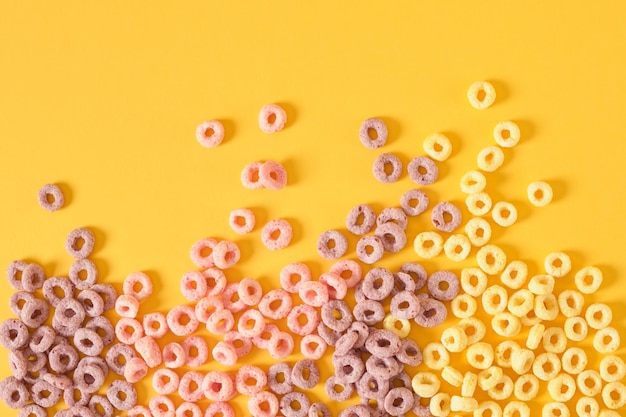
top-left (37, 184), bottom-right (65, 212)
top-left (400, 189), bottom-right (429, 217)
top-left (212, 240), bottom-right (241, 269)
top-left (359, 118), bottom-right (388, 149)
top-left (123, 271), bottom-right (154, 301)
top-left (467, 81), bottom-right (496, 110)
top-left (407, 156), bottom-right (439, 185)
top-left (373, 153), bottom-right (403, 183)
top-left (493, 121), bottom-right (520, 148)
top-left (423, 133), bottom-right (452, 161)
top-left (229, 208), bottom-right (256, 234)
top-left (477, 146), bottom-right (504, 172)
top-left (241, 161), bottom-right (264, 190)
top-left (356, 235), bottom-right (385, 264)
top-left (261, 219), bottom-right (293, 250)
top-left (259, 160), bottom-right (288, 190)
top-left (317, 229), bottom-right (348, 260)
top-left (460, 170), bottom-right (487, 194)
top-left (465, 192), bottom-right (493, 216)
top-left (491, 201), bottom-right (517, 227)
top-left (196, 120), bottom-right (225, 148)
top-left (259, 104), bottom-right (287, 133)
top-left (527, 181), bottom-right (553, 207)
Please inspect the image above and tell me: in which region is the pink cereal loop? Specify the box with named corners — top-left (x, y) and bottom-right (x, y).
top-left (320, 272), bottom-right (348, 300)
top-left (128, 405), bottom-right (152, 417)
top-left (115, 317), bottom-right (144, 345)
top-left (258, 104), bottom-right (287, 133)
top-left (153, 368), bottom-right (180, 395)
top-left (203, 267), bottom-right (228, 296)
top-left (261, 219), bottom-right (293, 250)
top-left (259, 160), bottom-right (288, 190)
top-left (301, 334), bottom-right (328, 360)
top-left (37, 183), bottom-right (64, 212)
top-left (205, 402), bottom-right (235, 417)
top-left (287, 305), bottom-right (320, 336)
top-left (248, 391), bottom-right (279, 417)
top-left (194, 295), bottom-right (224, 323)
top-left (238, 277), bottom-right (263, 306)
top-left (166, 305), bottom-right (199, 336)
top-left (212, 340), bottom-right (238, 366)
top-left (190, 238), bottom-right (218, 268)
top-left (298, 281), bottom-right (329, 307)
top-left (176, 402), bottom-right (202, 417)
top-left (182, 335), bottom-right (209, 368)
top-left (236, 365), bottom-right (268, 396)
top-left (115, 294), bottom-right (140, 318)
top-left (252, 323), bottom-right (279, 350)
top-left (279, 262), bottom-right (312, 294)
top-left (143, 312), bottom-right (168, 338)
top-left (123, 272), bottom-right (154, 301)
top-left (180, 271), bottom-right (208, 302)
top-left (329, 260), bottom-right (363, 288)
top-left (258, 289), bottom-right (293, 320)
top-left (241, 161), bottom-right (264, 190)
top-left (237, 308), bottom-right (266, 338)
top-left (268, 331), bottom-right (295, 360)
top-left (135, 335), bottom-right (162, 368)
top-left (162, 342), bottom-right (186, 369)
top-left (124, 357), bottom-right (149, 383)
top-left (222, 282), bottom-right (246, 313)
top-left (203, 371), bottom-right (236, 401)
top-left (149, 395), bottom-right (176, 417)
top-left (195, 120), bottom-right (225, 148)
top-left (212, 240), bottom-right (241, 269)
top-left (229, 208), bottom-right (256, 235)
top-left (206, 308), bottom-right (235, 335)
top-left (179, 371), bottom-right (205, 402)
top-left (224, 331), bottom-right (253, 357)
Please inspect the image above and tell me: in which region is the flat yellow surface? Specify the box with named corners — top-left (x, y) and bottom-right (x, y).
top-left (1, 1), bottom-right (625, 416)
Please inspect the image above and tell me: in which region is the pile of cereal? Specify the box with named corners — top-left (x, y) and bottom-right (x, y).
top-left (1, 88), bottom-right (624, 417)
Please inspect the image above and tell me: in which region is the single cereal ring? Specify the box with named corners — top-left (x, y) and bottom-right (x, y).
top-left (309, 403), bottom-right (332, 417)
top-left (63, 386), bottom-right (91, 408)
top-left (229, 208), bottom-right (256, 234)
top-left (576, 397), bottom-right (599, 417)
top-left (348, 321), bottom-right (369, 349)
top-left (287, 304), bottom-right (319, 336)
top-left (365, 328), bottom-right (402, 359)
top-left (236, 365), bottom-right (268, 396)
top-left (415, 297), bottom-right (447, 328)
top-left (377, 207), bottom-right (408, 230)
top-left (301, 333), bottom-right (327, 360)
top-left (467, 342), bottom-right (495, 370)
top-left (535, 293), bottom-right (559, 321)
top-left (76, 289), bottom-right (105, 318)
top-left (115, 294), bottom-right (140, 318)
top-left (465, 217), bottom-right (492, 247)
top-left (451, 293), bottom-right (477, 319)
top-left (508, 289), bottom-right (534, 318)
top-left (179, 271), bottom-right (207, 302)
top-left (585, 303), bottom-right (612, 329)
top-left (212, 240), bottom-right (240, 269)
top-left (384, 387), bottom-right (414, 415)
top-left (0, 377), bottom-right (30, 409)
top-left (422, 342), bottom-right (450, 371)
top-left (88, 394), bottom-right (113, 417)
top-left (357, 372), bottom-right (389, 400)
top-left (149, 395), bottom-right (176, 417)
top-left (383, 314), bottom-right (411, 338)
top-left (478, 366), bottom-right (504, 391)
top-left (317, 230), bottom-right (348, 260)
top-left (237, 277), bottom-right (263, 306)
top-left (29, 325), bottom-right (55, 353)
top-left (542, 403), bottom-right (571, 417)
top-left (423, 133), bottom-right (452, 161)
top-left (373, 153), bottom-right (403, 183)
top-left (476, 244), bottom-right (507, 275)
top-left (578, 369), bottom-right (603, 397)
top-left (90, 283), bottom-right (117, 311)
top-left (574, 266), bottom-right (603, 294)
top-left (362, 267), bottom-right (394, 301)
top-left (259, 160), bottom-right (288, 190)
top-left (467, 81), bottom-right (496, 110)
top-left (461, 267), bottom-right (488, 297)
top-left (291, 359), bottom-right (320, 389)
top-left (487, 375), bottom-right (513, 401)
top-left (238, 308), bottom-right (266, 338)
top-left (205, 403), bottom-right (234, 417)
top-left (558, 290), bottom-right (585, 317)
top-left (74, 363), bottom-right (106, 394)
top-left (268, 362), bottom-right (292, 395)
top-left (492, 312), bottom-right (522, 338)
top-left (6, 260), bottom-right (29, 290)
top-left (500, 260), bottom-right (528, 290)
top-left (21, 263), bottom-right (45, 292)
top-left (513, 374), bottom-right (539, 401)
top-left (194, 296), bottom-right (223, 325)
top-left (465, 192), bottom-right (493, 216)
top-left (408, 156), bottom-right (439, 185)
top-left (54, 297), bottom-right (86, 328)
top-left (493, 121), bottom-right (520, 148)
top-left (346, 204), bottom-right (377, 235)
top-left (503, 402), bottom-right (530, 417)
top-left (511, 348), bottom-right (535, 375)
top-left (65, 227), bottom-right (96, 259)
top-left (392, 271), bottom-right (417, 295)
top-left (375, 223), bottom-right (407, 253)
top-left (299, 280), bottom-right (329, 308)
top-left (561, 347), bottom-right (588, 375)
top-left (167, 305), bottom-right (198, 336)
top-left (477, 146), bottom-right (504, 172)
top-left (495, 341), bottom-right (520, 369)
top-left (267, 331), bottom-right (294, 360)
top-left (31, 379), bottom-right (62, 408)
top-left (528, 274), bottom-right (555, 295)
top-left (259, 104), bottom-right (287, 133)
top-left (261, 219), bottom-right (293, 250)
top-left (202, 268), bottom-right (227, 297)
top-left (428, 270), bottom-right (460, 301)
top-left (279, 262), bottom-right (312, 293)
top-left (189, 238), bottom-right (218, 269)
top-left (85, 316), bottom-right (114, 346)
top-left (223, 330), bottom-right (252, 358)
top-left (400, 189), bottom-right (429, 217)
top-left (248, 391), bottom-right (279, 417)
top-left (400, 262), bottom-right (428, 290)
top-left (563, 316), bottom-right (588, 342)
top-left (179, 371), bottom-right (205, 402)
top-left (364, 355), bottom-right (398, 381)
top-left (258, 288), bottom-right (292, 320)
top-left (206, 308), bottom-right (235, 335)
top-left (38, 184), bottom-right (64, 212)
top-left (430, 392), bottom-right (452, 417)
top-left (20, 297), bottom-right (50, 328)
top-left (474, 402), bottom-right (503, 417)
top-left (203, 371), bottom-right (236, 402)
top-left (115, 317), bottom-right (144, 345)
top-left (196, 120), bottom-right (224, 148)
top-left (600, 355), bottom-right (626, 383)
top-left (105, 343), bottom-right (136, 376)
top-left (175, 403), bottom-right (202, 417)
top-left (122, 271), bottom-right (153, 300)
top-left (135, 335), bottom-right (162, 368)
top-left (443, 234), bottom-right (471, 261)
top-left (326, 375), bottom-right (355, 401)
top-left (431, 201), bottom-right (462, 232)
top-left (441, 325), bottom-right (468, 353)
top-left (413, 231), bottom-right (443, 259)
top-left (241, 161), bottom-right (264, 190)
top-left (390, 290), bottom-right (421, 319)
top-left (359, 118), bottom-right (388, 149)
top-left (356, 235), bottom-right (385, 264)
top-left (450, 396), bottom-right (478, 413)
top-left (491, 201), bottom-right (517, 227)
top-left (593, 327), bottom-right (620, 354)
top-left (19, 404), bottom-right (47, 417)
top-left (74, 328), bottom-right (104, 357)
top-left (533, 352), bottom-right (562, 381)
top-left (548, 373), bottom-right (577, 402)
top-left (141, 312), bottom-right (168, 338)
top-left (441, 366), bottom-right (463, 388)
top-left (68, 259), bottom-right (98, 290)
top-left (482, 285), bottom-right (508, 315)
top-left (544, 252), bottom-right (571, 277)
top-left (460, 170), bottom-right (487, 194)
top-left (161, 342), bottom-right (186, 369)
top-left (527, 181), bottom-right (553, 207)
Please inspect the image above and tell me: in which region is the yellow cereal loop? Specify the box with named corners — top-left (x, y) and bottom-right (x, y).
top-left (443, 234), bottom-right (471, 262)
top-left (574, 266), bottom-right (603, 294)
top-left (411, 372), bottom-right (441, 398)
top-left (487, 375), bottom-right (513, 401)
top-left (527, 181), bottom-right (554, 207)
top-left (542, 403), bottom-right (571, 417)
top-left (477, 146), bottom-right (505, 172)
top-left (476, 244), bottom-right (507, 275)
top-left (441, 366), bottom-right (464, 387)
top-left (465, 192), bottom-right (493, 216)
top-left (564, 316), bottom-right (588, 342)
top-left (441, 325), bottom-right (468, 353)
top-left (508, 289), bottom-right (534, 318)
top-left (423, 133), bottom-right (452, 161)
top-left (544, 251), bottom-right (572, 277)
top-left (561, 347), bottom-right (588, 375)
top-left (577, 370), bottom-right (603, 397)
top-left (493, 121), bottom-right (521, 148)
top-left (459, 317), bottom-right (487, 345)
top-left (466, 342), bottom-right (494, 370)
top-left (503, 401), bottom-right (530, 417)
top-left (475, 401), bottom-right (503, 417)
top-left (495, 340), bottom-right (520, 369)
top-left (467, 81), bottom-right (496, 110)
top-left (520, 308), bottom-right (542, 326)
top-left (478, 366), bottom-right (503, 391)
top-left (491, 312), bottom-right (521, 337)
top-left (500, 260), bottom-right (528, 290)
top-left (430, 392), bottom-right (451, 417)
top-left (513, 374), bottom-right (539, 401)
top-left (525, 323), bottom-right (545, 350)
top-left (465, 217), bottom-right (492, 247)
top-left (535, 293), bottom-right (559, 321)
top-left (461, 372), bottom-right (478, 397)
top-left (601, 381), bottom-right (626, 410)
top-left (533, 352), bottom-right (562, 381)
top-left (423, 342), bottom-right (450, 370)
top-left (481, 285), bottom-right (508, 315)
top-left (414, 231), bottom-right (444, 259)
top-left (460, 170), bottom-right (487, 194)
top-left (511, 348), bottom-right (535, 375)
top-left (451, 293), bottom-right (478, 319)
top-left (599, 410), bottom-right (621, 417)
top-left (461, 268), bottom-right (488, 297)
top-left (593, 327), bottom-right (620, 354)
top-left (542, 327), bottom-right (567, 354)
top-left (528, 274), bottom-right (555, 295)
top-left (382, 314), bottom-right (411, 338)
top-left (547, 373), bottom-right (577, 402)
top-left (491, 201), bottom-right (517, 227)
top-left (450, 396), bottom-right (478, 413)
top-left (576, 397), bottom-right (600, 417)
top-left (585, 303), bottom-right (612, 330)
top-left (599, 355), bottom-right (626, 383)
top-left (558, 290), bottom-right (585, 317)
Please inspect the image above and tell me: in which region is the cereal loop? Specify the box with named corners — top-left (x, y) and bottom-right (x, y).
top-left (189, 238), bottom-right (218, 269)
top-left (229, 208), bottom-right (256, 234)
top-left (317, 230), bottom-right (348, 260)
top-left (423, 133), bottom-right (452, 161)
top-left (123, 272), bottom-right (154, 301)
top-left (413, 231), bottom-right (443, 259)
top-left (241, 161), bottom-right (264, 190)
top-left (491, 201), bottom-right (517, 227)
top-left (259, 160), bottom-right (288, 190)
top-left (431, 202), bottom-right (462, 232)
top-left (38, 184), bottom-right (64, 212)
top-left (373, 153), bottom-right (402, 183)
top-left (544, 252), bottom-right (571, 277)
top-left (213, 240), bottom-right (240, 269)
top-left (493, 121), bottom-right (520, 148)
top-left (443, 234), bottom-right (471, 261)
top-left (476, 244), bottom-right (507, 275)
top-left (259, 104), bottom-right (287, 133)
top-left (467, 81), bottom-right (496, 110)
top-left (261, 219), bottom-right (293, 250)
top-left (477, 146), bottom-right (504, 172)
top-left (400, 189), bottom-right (429, 217)
top-left (196, 120), bottom-right (224, 148)
top-left (359, 118), bottom-right (388, 149)
top-left (408, 156), bottom-right (439, 185)
top-left (465, 217), bottom-right (492, 247)
top-left (465, 192), bottom-right (493, 216)
top-left (527, 181), bottom-right (553, 207)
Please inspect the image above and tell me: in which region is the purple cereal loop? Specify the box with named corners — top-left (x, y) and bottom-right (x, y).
top-left (357, 372), bottom-right (390, 400)
top-left (397, 338), bottom-right (423, 367)
top-left (391, 272), bottom-right (417, 295)
top-left (115, 294), bottom-right (140, 319)
top-left (182, 335), bottom-right (209, 367)
top-left (64, 386), bottom-right (91, 407)
top-left (0, 318), bottom-right (29, 350)
top-left (321, 299), bottom-right (353, 332)
top-left (400, 189), bottom-right (429, 216)
top-left (52, 320), bottom-right (80, 338)
top-left (346, 204), bottom-right (377, 236)
top-left (268, 362), bottom-right (293, 395)
top-left (390, 371), bottom-right (412, 389)
top-left (162, 342), bottom-right (186, 369)
top-left (354, 280), bottom-right (367, 303)
top-left (122, 272), bottom-right (153, 301)
top-left (202, 371), bottom-right (236, 402)
top-left (0, 376), bottom-right (30, 409)
top-left (85, 316), bottom-right (115, 346)
top-left (360, 118), bottom-right (388, 149)
top-left (37, 184), bottom-right (64, 212)
top-left (180, 271), bottom-right (207, 302)
top-left (349, 321), bottom-right (370, 349)
top-left (407, 156), bottom-right (439, 185)
top-left (20, 297), bottom-right (50, 328)
top-left (29, 325), bottom-right (55, 353)
top-left (166, 305), bottom-right (198, 336)
top-left (73, 363), bottom-right (105, 393)
top-left (376, 207), bottom-right (408, 230)
top-left (353, 299), bottom-right (385, 326)
top-left (374, 222), bottom-right (407, 253)
top-left (365, 355), bottom-right (402, 380)
top-left (224, 331), bottom-right (253, 357)
top-left (390, 290), bottom-right (422, 319)
top-left (259, 289), bottom-right (293, 320)
top-left (22, 263), bottom-right (45, 292)
top-left (317, 229), bottom-right (348, 260)
top-left (427, 270), bottom-right (460, 301)
top-left (24, 348), bottom-right (47, 372)
top-left (89, 394), bottom-right (113, 417)
top-left (235, 365), bottom-right (267, 396)
top-left (62, 406), bottom-right (97, 417)
top-left (309, 402), bottom-right (332, 417)
top-left (65, 227), bottom-right (96, 259)
top-left (365, 329), bottom-right (401, 358)
top-left (333, 353), bottom-right (366, 384)
top-left (335, 331), bottom-right (359, 356)
top-left (362, 267), bottom-right (394, 301)
top-left (68, 258), bottom-right (98, 290)
top-left (222, 282), bottom-right (246, 313)
top-left (9, 291), bottom-right (35, 317)
top-left (373, 153), bottom-right (402, 183)
top-left (43, 373), bottom-right (72, 390)
top-left (339, 405), bottom-right (371, 417)
top-left (356, 235), bottom-right (385, 264)
top-left (90, 283), bottom-right (117, 311)
top-left (317, 322), bottom-right (342, 346)
top-left (414, 297), bottom-right (448, 328)
top-left (9, 350), bottom-right (27, 380)
top-left (106, 343), bottom-right (137, 376)
top-left (42, 276), bottom-right (75, 307)
top-left (79, 357), bottom-right (109, 379)
top-left (291, 359), bottom-right (320, 389)
top-left (205, 402), bottom-right (235, 417)
top-left (280, 391), bottom-right (311, 417)
top-left (19, 404), bottom-right (47, 417)
top-left (431, 201), bottom-right (462, 232)
top-left (73, 327), bottom-right (104, 356)
top-left (6, 260), bottom-right (28, 290)
top-left (77, 289), bottom-right (105, 318)
top-left (179, 371), bottom-right (205, 402)
top-left (279, 262), bottom-right (312, 294)
top-left (49, 343), bottom-right (79, 373)
top-left (384, 387), bottom-right (415, 416)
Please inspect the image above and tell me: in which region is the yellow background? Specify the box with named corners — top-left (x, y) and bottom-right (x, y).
top-left (1, 1), bottom-right (625, 416)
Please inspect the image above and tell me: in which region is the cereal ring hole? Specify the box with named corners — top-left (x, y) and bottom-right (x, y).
top-left (476, 89), bottom-right (487, 101)
top-left (45, 193), bottom-right (56, 204)
top-left (270, 229), bottom-right (281, 239)
top-left (418, 165), bottom-right (428, 175)
top-left (266, 113), bottom-right (277, 124)
top-left (500, 129), bottom-right (510, 139)
top-left (77, 269), bottom-right (88, 281)
top-left (442, 211), bottom-right (453, 223)
top-left (533, 189), bottom-right (544, 199)
top-left (604, 334), bottom-right (614, 345)
top-left (551, 258), bottom-right (563, 268)
top-left (367, 127), bottom-right (378, 140)
top-left (438, 281), bottom-right (450, 291)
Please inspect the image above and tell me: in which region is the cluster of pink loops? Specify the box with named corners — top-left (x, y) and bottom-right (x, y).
top-left (241, 160), bottom-right (288, 190)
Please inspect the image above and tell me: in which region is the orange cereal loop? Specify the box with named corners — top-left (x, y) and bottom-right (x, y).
top-left (259, 104), bottom-right (287, 133)
top-left (527, 181), bottom-right (553, 207)
top-left (195, 120), bottom-right (224, 148)
top-left (493, 121), bottom-right (520, 148)
top-left (467, 81), bottom-right (496, 110)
